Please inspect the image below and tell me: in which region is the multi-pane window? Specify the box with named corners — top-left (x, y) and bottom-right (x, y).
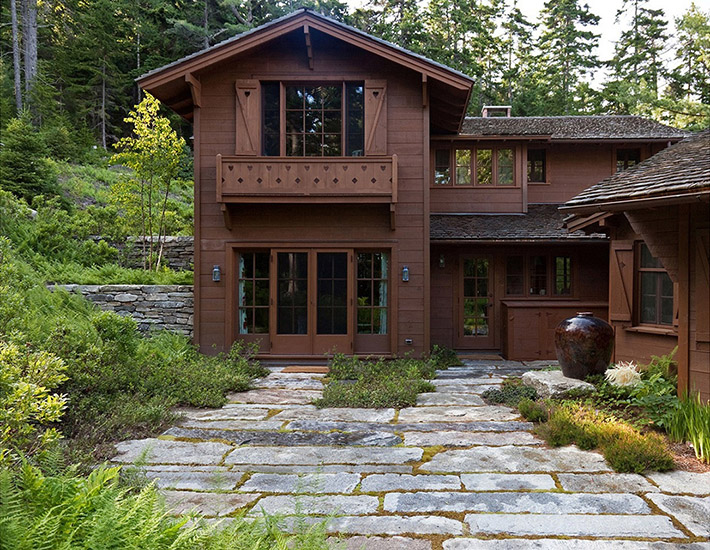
top-left (437, 148), bottom-right (516, 186)
top-left (316, 253), bottom-right (348, 335)
top-left (434, 149), bottom-right (451, 185)
top-left (276, 252), bottom-right (309, 334)
top-left (617, 149), bottom-right (641, 172)
top-left (637, 243), bottom-right (673, 326)
top-left (262, 82), bottom-right (364, 157)
top-left (505, 254), bottom-right (573, 297)
top-left (527, 149), bottom-right (547, 183)
top-left (357, 252), bottom-right (388, 334)
top-left (238, 252), bottom-right (270, 334)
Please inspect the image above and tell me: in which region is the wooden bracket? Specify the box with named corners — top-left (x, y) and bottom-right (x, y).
top-left (422, 74), bottom-right (428, 108)
top-left (304, 25), bottom-right (314, 70)
top-left (185, 73), bottom-right (201, 108)
top-left (221, 203), bottom-right (233, 230)
top-left (390, 203), bottom-right (396, 230)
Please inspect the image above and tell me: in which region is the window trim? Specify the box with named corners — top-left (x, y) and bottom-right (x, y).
top-left (504, 253), bottom-right (575, 298)
top-left (262, 81), bottom-right (365, 158)
top-left (635, 242), bottom-right (674, 327)
top-left (615, 147), bottom-right (641, 173)
top-left (526, 147), bottom-right (548, 185)
top-left (432, 146), bottom-right (519, 187)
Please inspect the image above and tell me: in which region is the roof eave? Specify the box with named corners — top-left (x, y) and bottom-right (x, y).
top-left (561, 189), bottom-right (710, 214)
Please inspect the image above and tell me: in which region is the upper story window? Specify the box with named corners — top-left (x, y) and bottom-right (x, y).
top-left (506, 254), bottom-right (573, 297)
top-left (527, 149), bottom-right (547, 183)
top-left (636, 243), bottom-right (673, 326)
top-left (617, 148), bottom-right (640, 172)
top-left (262, 82), bottom-right (364, 157)
top-left (433, 147), bottom-right (515, 186)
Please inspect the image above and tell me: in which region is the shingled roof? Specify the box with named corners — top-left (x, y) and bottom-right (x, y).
top-left (563, 130), bottom-right (710, 211)
top-left (460, 116), bottom-right (689, 140)
top-left (430, 204), bottom-right (607, 241)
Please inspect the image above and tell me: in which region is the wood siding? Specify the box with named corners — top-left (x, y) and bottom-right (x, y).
top-left (195, 29), bottom-right (427, 356)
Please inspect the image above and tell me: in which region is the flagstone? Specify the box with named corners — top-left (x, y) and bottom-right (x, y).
top-left (421, 445), bottom-right (612, 473)
top-left (326, 515), bottom-right (463, 535)
top-left (179, 419), bottom-right (285, 431)
top-left (337, 536), bottom-right (432, 550)
top-left (239, 464), bottom-right (412, 474)
top-left (286, 420), bottom-right (533, 433)
top-left (465, 513), bottom-right (685, 538)
top-left (647, 494), bottom-right (710, 536)
top-left (143, 470), bottom-right (243, 490)
top-left (225, 445), bottom-right (422, 466)
top-left (434, 384), bottom-right (501, 394)
top-left (647, 471), bottom-right (710, 495)
top-left (432, 378), bottom-right (504, 386)
top-left (227, 389), bottom-right (322, 404)
top-left (272, 406), bottom-right (396, 422)
top-left (164, 426), bottom-right (401, 446)
top-left (403, 430), bottom-right (539, 447)
top-left (397, 406), bottom-right (519, 423)
top-left (360, 474), bottom-right (461, 492)
top-left (251, 495), bottom-right (378, 516)
top-left (179, 406), bottom-right (272, 421)
top-left (113, 439), bottom-right (232, 465)
top-left (254, 376), bottom-right (325, 390)
top-left (460, 473), bottom-right (556, 491)
top-left (384, 491), bottom-right (650, 514)
top-left (239, 473), bottom-right (361, 494)
top-left (162, 490), bottom-right (258, 517)
top-left (416, 392), bottom-right (486, 406)
top-left (444, 540), bottom-right (706, 549)
top-left (558, 473), bottom-right (659, 493)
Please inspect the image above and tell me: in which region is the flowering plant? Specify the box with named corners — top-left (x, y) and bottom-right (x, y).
top-left (605, 361), bottom-right (642, 387)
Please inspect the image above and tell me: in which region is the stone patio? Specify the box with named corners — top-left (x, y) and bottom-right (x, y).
top-left (112, 360), bottom-right (710, 549)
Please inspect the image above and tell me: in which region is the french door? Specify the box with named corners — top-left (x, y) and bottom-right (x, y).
top-left (456, 256), bottom-right (495, 349)
top-left (270, 249), bottom-right (353, 355)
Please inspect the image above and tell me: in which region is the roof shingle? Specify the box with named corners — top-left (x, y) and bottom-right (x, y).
top-left (430, 204), bottom-right (607, 241)
top-left (460, 116), bottom-right (689, 140)
top-left (564, 130), bottom-right (710, 209)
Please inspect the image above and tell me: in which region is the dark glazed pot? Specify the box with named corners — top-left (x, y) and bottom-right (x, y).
top-left (554, 312), bottom-right (614, 380)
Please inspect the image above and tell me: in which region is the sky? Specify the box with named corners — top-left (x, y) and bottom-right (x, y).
top-left (345, 0), bottom-right (700, 87)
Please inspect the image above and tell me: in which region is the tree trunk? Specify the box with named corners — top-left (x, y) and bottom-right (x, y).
top-left (22, 0), bottom-right (38, 98)
top-left (101, 60), bottom-right (107, 150)
top-left (11, 0), bottom-right (22, 112)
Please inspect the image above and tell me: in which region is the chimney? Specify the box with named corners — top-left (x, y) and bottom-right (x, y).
top-left (481, 105), bottom-right (512, 118)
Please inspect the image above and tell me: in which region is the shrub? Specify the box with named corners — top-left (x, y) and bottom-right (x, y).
top-left (0, 342), bottom-right (68, 465)
top-left (667, 393), bottom-right (710, 464)
top-left (518, 398), bottom-right (549, 423)
top-left (0, 464), bottom-right (335, 550)
top-left (482, 378), bottom-right (538, 407)
top-left (603, 430), bottom-right (675, 473)
top-left (430, 345), bottom-right (462, 368)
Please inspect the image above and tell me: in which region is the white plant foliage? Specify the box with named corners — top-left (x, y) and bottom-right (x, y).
top-left (605, 361), bottom-right (642, 387)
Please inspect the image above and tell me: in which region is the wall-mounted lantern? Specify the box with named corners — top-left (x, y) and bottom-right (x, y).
top-left (439, 254), bottom-right (446, 268)
top-left (212, 265), bottom-right (221, 282)
top-left (402, 265), bottom-right (409, 282)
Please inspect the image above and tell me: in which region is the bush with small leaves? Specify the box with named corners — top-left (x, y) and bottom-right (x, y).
top-left (518, 398), bottom-right (549, 423)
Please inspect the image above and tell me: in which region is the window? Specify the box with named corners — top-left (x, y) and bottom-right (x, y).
top-left (455, 149), bottom-right (471, 185)
top-left (505, 254), bottom-right (573, 297)
top-left (617, 149), bottom-right (640, 172)
top-left (434, 149), bottom-right (451, 185)
top-left (527, 149), bottom-right (546, 183)
top-left (262, 82), bottom-right (364, 157)
top-left (238, 252), bottom-right (270, 334)
top-left (357, 252), bottom-right (388, 334)
top-left (637, 243), bottom-right (673, 326)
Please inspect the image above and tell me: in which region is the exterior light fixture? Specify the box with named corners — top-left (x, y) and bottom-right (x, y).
top-left (212, 265), bottom-right (221, 282)
top-left (402, 265), bottom-right (409, 282)
top-left (439, 254), bottom-right (445, 268)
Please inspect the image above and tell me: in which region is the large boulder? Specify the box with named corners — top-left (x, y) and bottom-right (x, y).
top-left (521, 370), bottom-right (594, 399)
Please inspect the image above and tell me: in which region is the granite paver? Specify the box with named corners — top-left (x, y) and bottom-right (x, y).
top-left (111, 360), bottom-right (709, 547)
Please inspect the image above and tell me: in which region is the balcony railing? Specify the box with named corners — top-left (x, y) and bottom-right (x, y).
top-left (217, 155), bottom-right (397, 205)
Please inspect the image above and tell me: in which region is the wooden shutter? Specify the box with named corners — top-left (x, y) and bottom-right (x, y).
top-left (364, 80), bottom-right (387, 156)
top-left (235, 80), bottom-right (260, 156)
top-left (609, 241), bottom-right (634, 322)
top-left (696, 231), bottom-right (710, 342)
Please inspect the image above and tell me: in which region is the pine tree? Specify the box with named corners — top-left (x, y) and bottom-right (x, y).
top-left (499, 0), bottom-right (535, 108)
top-left (536, 0), bottom-right (600, 115)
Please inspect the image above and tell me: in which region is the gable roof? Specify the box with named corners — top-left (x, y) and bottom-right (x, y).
top-left (138, 9), bottom-right (473, 130)
top-left (460, 116), bottom-right (690, 141)
top-left (562, 130), bottom-right (710, 213)
top-left (430, 204), bottom-right (607, 242)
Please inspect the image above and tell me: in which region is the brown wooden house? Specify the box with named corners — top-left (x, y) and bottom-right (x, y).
top-left (563, 130), bottom-right (710, 401)
top-left (137, 9), bottom-right (689, 361)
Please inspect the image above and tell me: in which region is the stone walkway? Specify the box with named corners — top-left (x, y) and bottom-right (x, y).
top-left (112, 360), bottom-right (710, 549)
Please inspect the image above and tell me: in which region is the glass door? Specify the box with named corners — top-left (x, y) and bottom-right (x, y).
top-left (313, 251), bottom-right (352, 354)
top-left (457, 256), bottom-right (495, 349)
top-left (271, 251), bottom-right (311, 354)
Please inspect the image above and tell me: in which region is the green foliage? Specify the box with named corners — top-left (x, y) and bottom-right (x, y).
top-left (0, 115), bottom-right (57, 201)
top-left (0, 342), bottom-right (68, 465)
top-left (0, 463), bottom-right (335, 550)
top-left (429, 345), bottom-right (462, 368)
top-left (315, 354), bottom-right (436, 409)
top-left (518, 398), bottom-right (550, 423)
top-left (666, 393), bottom-right (710, 464)
top-left (536, 402), bottom-right (674, 473)
top-left (482, 378), bottom-right (538, 407)
top-left (111, 94), bottom-right (187, 271)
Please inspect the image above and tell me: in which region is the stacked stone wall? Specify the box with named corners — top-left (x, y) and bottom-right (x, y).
top-left (48, 284), bottom-right (194, 337)
top-left (122, 236), bottom-right (194, 270)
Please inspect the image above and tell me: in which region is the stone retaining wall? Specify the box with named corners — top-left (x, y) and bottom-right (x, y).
top-left (122, 236), bottom-right (194, 270)
top-left (48, 284), bottom-right (194, 337)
